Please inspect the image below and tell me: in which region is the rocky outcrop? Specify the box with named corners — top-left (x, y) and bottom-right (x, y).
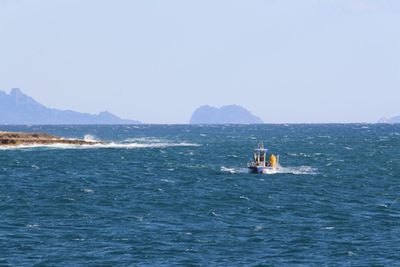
top-left (0, 132), bottom-right (103, 146)
top-left (190, 105), bottom-right (263, 124)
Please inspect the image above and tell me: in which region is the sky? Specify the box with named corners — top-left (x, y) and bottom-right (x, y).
top-left (0, 0), bottom-right (399, 123)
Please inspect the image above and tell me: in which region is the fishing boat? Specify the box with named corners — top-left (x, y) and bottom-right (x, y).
top-left (248, 142), bottom-right (279, 174)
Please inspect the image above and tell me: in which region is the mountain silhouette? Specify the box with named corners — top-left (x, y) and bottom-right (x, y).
top-left (0, 88), bottom-right (141, 124)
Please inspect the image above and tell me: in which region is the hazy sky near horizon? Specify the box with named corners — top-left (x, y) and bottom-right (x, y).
top-left (1, 0), bottom-right (399, 123)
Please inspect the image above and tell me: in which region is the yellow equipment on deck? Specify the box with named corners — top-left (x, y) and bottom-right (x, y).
top-left (269, 154), bottom-right (277, 168)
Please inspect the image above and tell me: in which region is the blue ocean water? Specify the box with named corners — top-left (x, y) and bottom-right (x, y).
top-left (0, 124), bottom-right (399, 266)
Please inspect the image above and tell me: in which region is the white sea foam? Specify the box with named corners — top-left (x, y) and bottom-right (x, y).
top-left (276, 166), bottom-right (318, 175)
top-left (81, 188), bottom-right (94, 193)
top-left (220, 166), bottom-right (236, 173)
top-left (31, 164), bottom-right (40, 170)
top-left (26, 224), bottom-right (39, 228)
top-left (0, 140), bottom-right (200, 150)
top-left (254, 226), bottom-right (263, 231)
top-left (240, 195), bottom-right (249, 201)
top-left (220, 166), bottom-right (248, 174)
top-left (211, 211), bottom-right (220, 217)
top-left (83, 134), bottom-right (99, 142)
top-left (160, 178), bottom-right (175, 183)
top-left (123, 137), bottom-right (165, 143)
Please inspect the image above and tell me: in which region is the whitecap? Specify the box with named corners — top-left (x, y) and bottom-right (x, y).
top-left (220, 166), bottom-right (247, 174)
top-left (160, 178), bottom-right (175, 183)
top-left (220, 166), bottom-right (236, 174)
top-left (254, 226), bottom-right (263, 231)
top-left (135, 216), bottom-right (144, 222)
top-left (81, 189), bottom-right (94, 193)
top-left (123, 137), bottom-right (164, 143)
top-left (31, 164), bottom-right (40, 170)
top-left (83, 134), bottom-right (99, 142)
top-left (276, 166), bottom-right (318, 175)
top-left (211, 211), bottom-right (220, 217)
top-left (240, 195), bottom-right (249, 201)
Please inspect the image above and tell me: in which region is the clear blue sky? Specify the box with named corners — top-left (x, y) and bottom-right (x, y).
top-left (1, 0), bottom-right (399, 123)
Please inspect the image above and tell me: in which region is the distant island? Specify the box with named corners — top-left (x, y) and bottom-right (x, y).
top-left (0, 131), bottom-right (102, 147)
top-left (389, 116), bottom-right (400, 123)
top-left (190, 105), bottom-right (263, 124)
top-left (0, 88), bottom-right (141, 125)
top-left (379, 116), bottom-right (400, 123)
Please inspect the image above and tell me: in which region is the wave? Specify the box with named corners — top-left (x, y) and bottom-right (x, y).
top-left (220, 165), bottom-right (317, 175)
top-left (122, 137), bottom-right (166, 143)
top-left (277, 166), bottom-right (317, 175)
top-left (0, 143), bottom-right (200, 150)
top-left (220, 166), bottom-right (248, 174)
top-left (83, 134), bottom-right (100, 142)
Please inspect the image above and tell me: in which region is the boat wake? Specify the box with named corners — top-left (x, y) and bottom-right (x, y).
top-left (220, 166), bottom-right (248, 174)
top-left (277, 166), bottom-right (317, 175)
top-left (220, 165), bottom-right (317, 175)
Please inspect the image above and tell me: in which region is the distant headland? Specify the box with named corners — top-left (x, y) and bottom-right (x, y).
top-left (387, 116), bottom-right (400, 123)
top-left (0, 88), bottom-right (141, 125)
top-left (378, 116), bottom-right (400, 123)
top-left (190, 105), bottom-right (263, 124)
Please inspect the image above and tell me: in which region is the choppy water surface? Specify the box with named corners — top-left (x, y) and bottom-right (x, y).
top-left (1, 124), bottom-right (399, 266)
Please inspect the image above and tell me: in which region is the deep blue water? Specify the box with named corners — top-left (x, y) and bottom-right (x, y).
top-left (1, 124), bottom-right (399, 266)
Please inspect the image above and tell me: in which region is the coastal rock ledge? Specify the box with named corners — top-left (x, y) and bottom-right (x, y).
top-left (0, 132), bottom-right (102, 146)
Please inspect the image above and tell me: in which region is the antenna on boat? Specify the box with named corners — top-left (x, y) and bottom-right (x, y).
top-left (258, 141), bottom-right (264, 149)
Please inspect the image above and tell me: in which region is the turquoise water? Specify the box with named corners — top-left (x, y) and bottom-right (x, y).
top-left (1, 124), bottom-right (399, 266)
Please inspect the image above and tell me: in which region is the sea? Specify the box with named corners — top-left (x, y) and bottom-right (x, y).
top-left (0, 124), bottom-right (399, 266)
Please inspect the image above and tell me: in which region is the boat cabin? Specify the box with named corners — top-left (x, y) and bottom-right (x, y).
top-left (253, 146), bottom-right (268, 167)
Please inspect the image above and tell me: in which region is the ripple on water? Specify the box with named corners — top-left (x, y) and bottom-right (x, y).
top-left (1, 124), bottom-right (399, 266)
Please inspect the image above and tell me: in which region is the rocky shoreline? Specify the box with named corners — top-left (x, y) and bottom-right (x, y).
top-left (0, 131), bottom-right (103, 146)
